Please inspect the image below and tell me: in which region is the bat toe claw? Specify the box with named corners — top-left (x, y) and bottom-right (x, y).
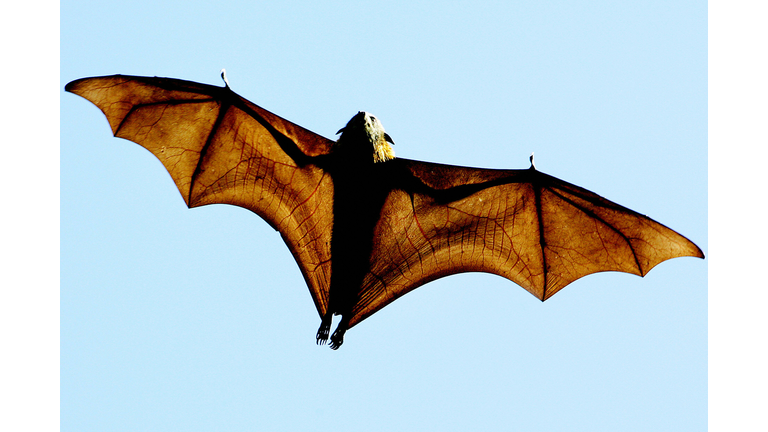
top-left (329, 328), bottom-right (345, 350)
top-left (316, 320), bottom-right (331, 345)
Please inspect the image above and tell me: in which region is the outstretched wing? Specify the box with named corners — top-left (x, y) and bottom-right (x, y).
top-left (347, 159), bottom-right (704, 327)
top-left (66, 75), bottom-right (336, 317)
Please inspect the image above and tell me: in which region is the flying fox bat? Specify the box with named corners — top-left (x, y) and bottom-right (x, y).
top-left (65, 73), bottom-right (704, 349)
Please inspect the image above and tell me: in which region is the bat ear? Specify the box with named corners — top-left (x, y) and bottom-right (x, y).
top-left (384, 133), bottom-right (395, 145)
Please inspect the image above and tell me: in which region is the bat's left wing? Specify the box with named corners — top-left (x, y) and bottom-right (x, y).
top-left (346, 159), bottom-right (704, 328)
top-left (66, 75), bottom-right (336, 318)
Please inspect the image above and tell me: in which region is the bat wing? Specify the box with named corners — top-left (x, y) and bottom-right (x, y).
top-left (66, 75), bottom-right (336, 317)
top-left (346, 159), bottom-right (704, 327)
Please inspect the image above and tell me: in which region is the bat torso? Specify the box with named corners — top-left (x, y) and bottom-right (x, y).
top-left (322, 111), bottom-right (398, 318)
top-left (326, 161), bottom-right (392, 316)
top-left (312, 112), bottom-right (400, 346)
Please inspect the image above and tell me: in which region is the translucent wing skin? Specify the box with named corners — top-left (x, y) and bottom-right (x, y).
top-left (65, 75), bottom-right (336, 317)
top-left (346, 160), bottom-right (704, 327)
top-left (67, 74), bottom-right (704, 333)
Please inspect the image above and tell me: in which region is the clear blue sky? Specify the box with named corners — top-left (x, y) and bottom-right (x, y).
top-left (58, 1), bottom-right (710, 431)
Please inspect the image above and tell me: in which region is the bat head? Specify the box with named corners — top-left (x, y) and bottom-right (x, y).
top-left (335, 111), bottom-right (395, 163)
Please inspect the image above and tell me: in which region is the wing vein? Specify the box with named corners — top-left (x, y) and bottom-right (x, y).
top-left (533, 180), bottom-right (548, 299)
top-left (546, 186), bottom-right (643, 274)
top-left (189, 101), bottom-right (229, 205)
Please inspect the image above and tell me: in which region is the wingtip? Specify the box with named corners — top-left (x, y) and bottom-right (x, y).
top-left (681, 236), bottom-right (706, 260)
top-left (64, 78), bottom-right (84, 93)
top-left (694, 247), bottom-right (706, 259)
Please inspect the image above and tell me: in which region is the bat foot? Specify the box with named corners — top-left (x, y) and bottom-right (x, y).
top-left (316, 318), bottom-right (331, 345)
top-left (329, 327), bottom-right (346, 350)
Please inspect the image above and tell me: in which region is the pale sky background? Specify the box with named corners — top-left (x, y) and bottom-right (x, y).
top-left (63, 1), bottom-right (707, 431)
top-left (4, 1), bottom-right (767, 431)
top-left (59, 2), bottom-right (708, 430)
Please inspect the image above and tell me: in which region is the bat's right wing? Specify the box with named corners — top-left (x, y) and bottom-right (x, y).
top-left (66, 75), bottom-right (336, 317)
top-left (347, 159), bottom-right (704, 328)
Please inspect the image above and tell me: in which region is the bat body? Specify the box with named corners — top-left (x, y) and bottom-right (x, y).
top-left (66, 74), bottom-right (704, 349)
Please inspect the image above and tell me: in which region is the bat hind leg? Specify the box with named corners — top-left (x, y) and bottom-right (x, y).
top-left (316, 312), bottom-right (332, 345)
top-left (329, 315), bottom-right (351, 350)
